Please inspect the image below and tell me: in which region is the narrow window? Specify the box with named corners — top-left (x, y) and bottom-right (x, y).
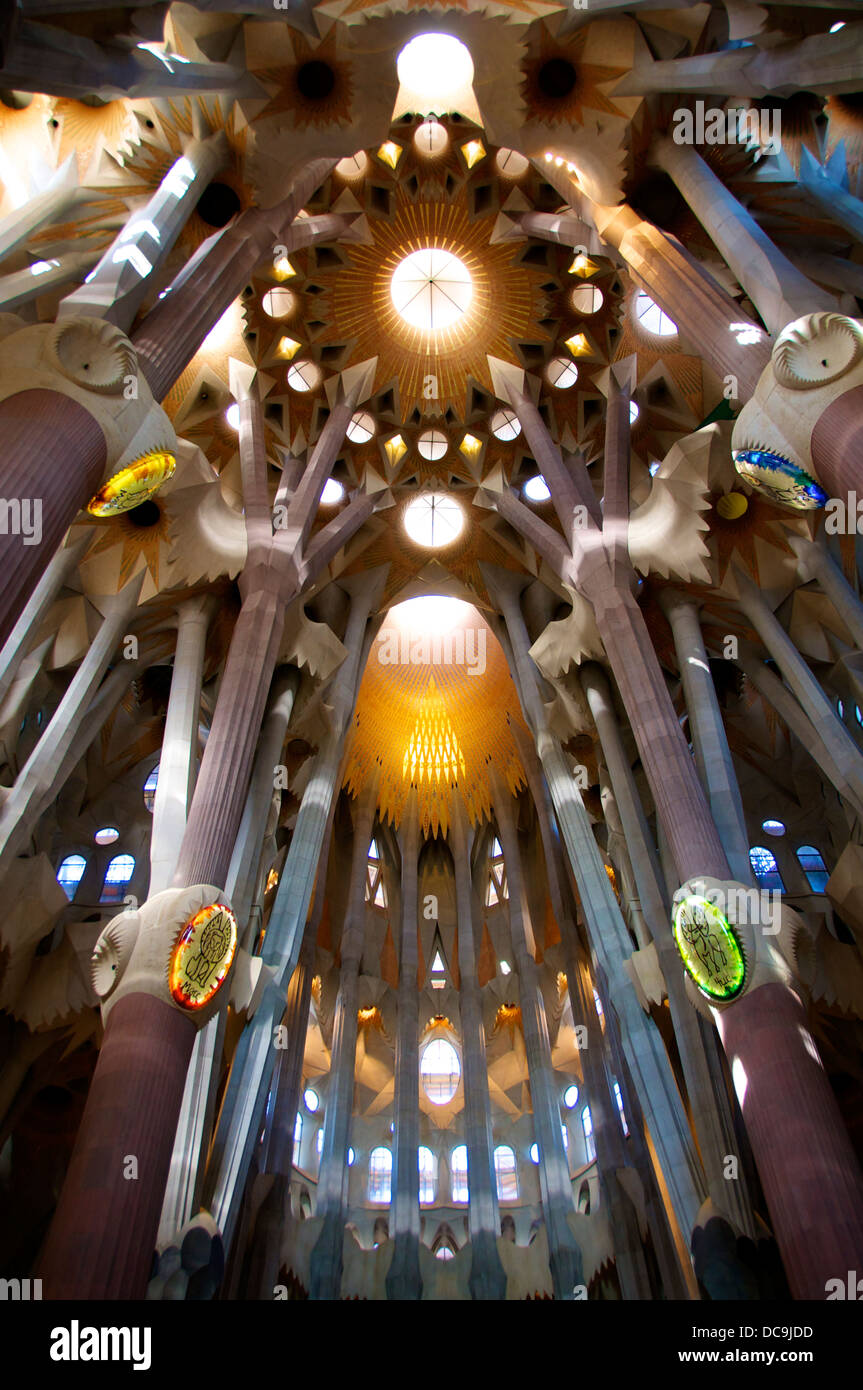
top-left (143, 764), bottom-right (159, 812)
top-left (749, 845), bottom-right (785, 891)
top-left (100, 853), bottom-right (135, 903)
top-left (450, 1145), bottom-right (469, 1203)
top-left (56, 854), bottom-right (86, 901)
top-left (365, 837), bottom-right (387, 908)
top-left (368, 1146), bottom-right (392, 1203)
top-left (486, 834), bottom-right (508, 907)
top-left (796, 845), bottom-right (829, 893)
top-left (582, 1106), bottom-right (596, 1162)
top-left (494, 1144), bottom-right (518, 1202)
top-left (419, 1146), bottom-right (437, 1204)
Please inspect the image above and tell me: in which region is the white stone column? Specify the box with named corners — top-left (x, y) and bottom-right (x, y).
top-left (148, 596), bottom-right (213, 897)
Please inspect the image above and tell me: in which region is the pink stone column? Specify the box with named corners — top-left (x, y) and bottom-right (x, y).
top-left (716, 982), bottom-right (863, 1300)
top-left (39, 994), bottom-right (196, 1299)
top-left (0, 389), bottom-right (105, 648)
top-left (810, 382), bottom-right (863, 500)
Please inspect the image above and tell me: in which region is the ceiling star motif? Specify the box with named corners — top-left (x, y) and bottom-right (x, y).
top-left (520, 25), bottom-right (628, 128)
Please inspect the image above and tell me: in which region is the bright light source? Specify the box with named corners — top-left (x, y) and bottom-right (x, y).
top-left (336, 151), bottom-right (368, 180)
top-left (320, 478), bottom-right (344, 505)
top-left (377, 141), bottom-right (403, 170)
top-left (500, 959), bottom-right (512, 975)
top-left (496, 148), bottom-right (529, 178)
top-left (404, 493), bottom-right (464, 548)
top-left (830, 20), bottom-right (845, 30)
top-left (461, 139), bottom-right (485, 169)
top-left (417, 429), bottom-right (448, 462)
top-left (262, 287), bottom-right (296, 318)
top-left (347, 411), bottom-right (375, 444)
top-left (547, 356), bottom-right (578, 389)
top-left (524, 475), bottom-right (551, 503)
top-left (529, 1142), bottom-right (539, 1163)
top-left (629, 400), bottom-right (640, 424)
top-left (571, 284), bottom-right (603, 315)
top-left (287, 360), bottom-right (322, 392)
top-left (649, 460), bottom-right (660, 477)
top-left (388, 595), bottom-right (472, 633)
top-left (303, 1087), bottom-right (320, 1112)
top-left (391, 248), bottom-right (472, 332)
top-left (396, 33), bottom-right (475, 114)
top-left (762, 818), bottom-right (786, 837)
top-left (201, 302), bottom-right (240, 351)
top-left (225, 403), bottom-right (240, 430)
top-left (564, 1084), bottom-right (579, 1109)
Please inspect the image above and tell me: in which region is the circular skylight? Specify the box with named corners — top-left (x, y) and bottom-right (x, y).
top-left (496, 148), bottom-right (529, 178)
top-left (225, 402), bottom-right (240, 430)
top-left (570, 284), bottom-right (603, 314)
top-left (524, 475), bottom-right (551, 502)
top-left (417, 429), bottom-right (448, 461)
top-left (287, 360), bottom-right (321, 392)
top-left (320, 478), bottom-right (344, 505)
top-left (391, 248), bottom-right (472, 332)
top-left (634, 290), bottom-right (677, 337)
top-left (404, 493), bottom-right (463, 548)
top-left (94, 826), bottom-right (119, 846)
top-left (262, 287), bottom-right (296, 319)
top-left (414, 119), bottom-right (448, 156)
top-left (336, 151), bottom-right (368, 180)
top-left (347, 410), bottom-right (375, 444)
top-left (420, 1037), bottom-right (461, 1104)
top-left (563, 1084), bottom-right (579, 1109)
top-left (303, 1087), bottom-right (319, 1112)
top-left (397, 34), bottom-right (475, 113)
top-left (762, 818), bottom-right (786, 837)
top-left (491, 408), bottom-right (521, 441)
top-left (547, 356), bottom-right (579, 389)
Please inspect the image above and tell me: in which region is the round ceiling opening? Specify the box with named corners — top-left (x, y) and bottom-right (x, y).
top-left (404, 492), bottom-right (464, 548)
top-left (390, 248), bottom-right (472, 333)
top-left (396, 34), bottom-right (474, 113)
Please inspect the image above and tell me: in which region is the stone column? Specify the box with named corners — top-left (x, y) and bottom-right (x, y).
top-left (310, 783), bottom-right (379, 1301)
top-left (0, 532), bottom-right (90, 711)
top-left (786, 534), bottom-right (863, 653)
top-left (733, 567), bottom-right (863, 810)
top-left (449, 795), bottom-right (508, 1300)
top-left (148, 596), bottom-right (214, 896)
top-left (490, 773), bottom-right (584, 1301)
top-left (580, 661), bottom-right (756, 1240)
top-left (658, 592), bottom-right (753, 883)
top-left (386, 793), bottom-right (423, 1301)
top-left (651, 137), bottom-right (836, 335)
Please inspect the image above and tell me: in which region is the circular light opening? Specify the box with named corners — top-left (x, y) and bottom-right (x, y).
top-left (396, 34), bottom-right (475, 112)
top-left (629, 400), bottom-right (640, 425)
top-left (420, 1036), bottom-right (461, 1104)
top-left (529, 1142), bottom-right (539, 1164)
top-left (287, 360), bottom-right (322, 393)
top-left (634, 290), bottom-right (677, 337)
top-left (547, 356), bottom-right (579, 389)
top-left (570, 284), bottom-right (603, 314)
top-left (94, 826), bottom-right (119, 846)
top-left (496, 148), bottom-right (529, 178)
top-left (404, 493), bottom-right (463, 548)
top-left (391, 248), bottom-right (472, 333)
top-left (524, 475), bottom-right (551, 502)
top-left (564, 1084), bottom-right (579, 1109)
top-left (491, 408), bottom-right (520, 442)
top-left (304, 1087), bottom-right (320, 1112)
top-left (414, 119), bottom-right (448, 156)
top-left (262, 287), bottom-right (296, 319)
top-left (320, 478), bottom-right (344, 506)
top-left (347, 411), bottom-right (375, 444)
top-left (225, 402), bottom-right (240, 430)
top-left (336, 150), bottom-right (369, 180)
top-left (417, 429), bottom-right (448, 462)
top-left (762, 818), bottom-right (786, 837)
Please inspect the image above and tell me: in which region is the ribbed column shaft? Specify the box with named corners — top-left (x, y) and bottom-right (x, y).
top-left (657, 593), bottom-right (752, 884)
top-left (149, 597), bottom-right (212, 896)
top-left (787, 533), bottom-right (863, 652)
top-left (0, 389), bottom-right (106, 648)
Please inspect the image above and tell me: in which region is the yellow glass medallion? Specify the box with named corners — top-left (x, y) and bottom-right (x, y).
top-left (87, 451), bottom-right (176, 517)
top-left (169, 902), bottom-right (238, 1011)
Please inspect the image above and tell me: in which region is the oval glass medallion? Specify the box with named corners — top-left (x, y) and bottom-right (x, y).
top-left (87, 451), bottom-right (175, 516)
top-left (732, 448), bottom-right (826, 510)
top-left (673, 895), bottom-right (746, 1002)
top-left (169, 902), bottom-right (238, 1011)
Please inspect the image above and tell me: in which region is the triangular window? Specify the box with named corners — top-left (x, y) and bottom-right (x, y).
top-left (486, 835), bottom-right (508, 906)
top-left (366, 836), bottom-right (387, 908)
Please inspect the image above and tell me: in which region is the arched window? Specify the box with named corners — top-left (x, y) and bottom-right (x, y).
top-left (450, 1145), bottom-right (469, 1203)
top-left (56, 854), bottom-right (86, 901)
top-left (99, 854), bottom-right (135, 903)
top-left (143, 764), bottom-right (159, 812)
top-left (419, 1146), bottom-right (437, 1204)
top-left (420, 1037), bottom-right (461, 1104)
top-left (494, 1145), bottom-right (518, 1202)
top-left (365, 837), bottom-right (387, 908)
top-left (316, 1126), bottom-right (324, 1158)
top-left (577, 1181), bottom-right (591, 1214)
top-left (486, 835), bottom-right (508, 907)
top-left (582, 1106), bottom-right (596, 1162)
top-left (796, 845), bottom-right (829, 893)
top-left (749, 845), bottom-right (785, 891)
top-left (368, 1147), bottom-right (392, 1203)
top-left (435, 1245), bottom-right (454, 1261)
top-left (293, 1111), bottom-right (303, 1161)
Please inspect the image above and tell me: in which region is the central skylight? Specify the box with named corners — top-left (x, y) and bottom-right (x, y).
top-left (404, 492), bottom-right (464, 547)
top-left (390, 248), bottom-right (472, 332)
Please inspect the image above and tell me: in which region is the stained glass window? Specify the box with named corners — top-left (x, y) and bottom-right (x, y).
top-left (56, 854), bottom-right (86, 901)
top-left (368, 1146), bottom-right (392, 1203)
top-left (450, 1145), bottom-right (469, 1203)
top-left (99, 854), bottom-right (135, 903)
top-left (749, 845), bottom-right (785, 891)
top-left (494, 1145), bottom-right (518, 1202)
top-left (796, 845), bottom-right (829, 893)
top-left (419, 1146), bottom-right (437, 1204)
